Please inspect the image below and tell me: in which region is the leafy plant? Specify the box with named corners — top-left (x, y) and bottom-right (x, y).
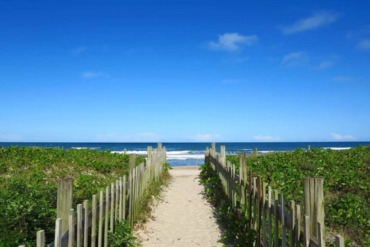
top-left (226, 146), bottom-right (370, 245)
top-left (108, 220), bottom-right (138, 247)
top-left (199, 162), bottom-right (255, 246)
top-left (0, 146), bottom-right (145, 246)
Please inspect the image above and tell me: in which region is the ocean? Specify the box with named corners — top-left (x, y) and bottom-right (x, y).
top-left (1, 142), bottom-right (369, 166)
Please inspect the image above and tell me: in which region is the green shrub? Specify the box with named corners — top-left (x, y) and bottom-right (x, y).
top-left (226, 146), bottom-right (370, 245)
top-left (108, 220), bottom-right (138, 247)
top-left (0, 147), bottom-right (144, 246)
top-left (199, 163), bottom-right (255, 246)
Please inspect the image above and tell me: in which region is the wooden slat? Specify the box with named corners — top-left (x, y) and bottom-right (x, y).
top-left (296, 204), bottom-right (301, 246)
top-left (104, 186), bottom-right (109, 247)
top-left (281, 195), bottom-right (286, 247)
top-left (256, 176), bottom-right (262, 246)
top-left (123, 175), bottom-right (127, 220)
top-left (55, 218), bottom-right (63, 247)
top-left (68, 209), bottom-right (74, 247)
top-left (274, 190), bottom-right (279, 247)
top-left (98, 191), bottom-right (103, 247)
top-left (119, 177), bottom-right (123, 221)
top-left (110, 183), bottom-right (115, 231)
top-left (290, 200), bottom-right (296, 247)
top-left (335, 235), bottom-right (344, 247)
top-left (37, 230), bottom-right (45, 247)
top-left (91, 195), bottom-right (97, 247)
top-left (304, 215), bottom-right (310, 247)
top-left (77, 204), bottom-right (83, 247)
top-left (268, 186), bottom-right (272, 247)
top-left (83, 200), bottom-right (89, 247)
top-left (116, 180), bottom-right (120, 222)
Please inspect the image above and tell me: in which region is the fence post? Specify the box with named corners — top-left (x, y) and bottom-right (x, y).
top-left (256, 176), bottom-right (263, 247)
top-left (57, 178), bottom-right (73, 234)
top-left (296, 204), bottom-right (301, 245)
top-left (98, 190), bottom-right (104, 247)
top-left (239, 153), bottom-right (246, 211)
top-left (129, 154), bottom-right (137, 169)
top-left (304, 177), bottom-right (325, 246)
top-left (220, 145), bottom-right (226, 165)
top-left (68, 209), bottom-right (75, 247)
top-left (104, 186), bottom-right (109, 247)
top-left (37, 230), bottom-right (45, 247)
top-left (77, 204), bottom-right (83, 247)
top-left (83, 200), bottom-right (89, 247)
top-left (55, 218), bottom-right (63, 247)
top-left (335, 235), bottom-right (344, 247)
top-left (123, 175), bottom-right (127, 220)
top-left (110, 183), bottom-right (115, 232)
top-left (91, 195), bottom-right (97, 247)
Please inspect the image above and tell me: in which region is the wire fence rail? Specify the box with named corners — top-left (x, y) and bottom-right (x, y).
top-left (20, 144), bottom-right (166, 247)
top-left (205, 143), bottom-right (345, 247)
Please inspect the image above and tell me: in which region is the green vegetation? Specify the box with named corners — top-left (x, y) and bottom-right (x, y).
top-left (135, 163), bottom-right (171, 226)
top-left (0, 146), bottom-right (144, 246)
top-left (108, 163), bottom-right (170, 247)
top-left (108, 220), bottom-right (139, 247)
top-left (200, 162), bottom-right (255, 247)
top-left (226, 146), bottom-right (370, 245)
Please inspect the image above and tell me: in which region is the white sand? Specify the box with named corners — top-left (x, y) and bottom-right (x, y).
top-left (135, 166), bottom-right (223, 247)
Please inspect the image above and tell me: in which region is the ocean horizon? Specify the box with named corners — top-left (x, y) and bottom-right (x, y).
top-left (1, 141), bottom-right (369, 166)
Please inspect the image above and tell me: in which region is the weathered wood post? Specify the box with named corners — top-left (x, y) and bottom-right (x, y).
top-left (68, 209), bottom-right (74, 247)
top-left (57, 178), bottom-right (73, 235)
top-left (147, 146), bottom-right (152, 182)
top-left (83, 200), bottom-right (89, 247)
top-left (37, 230), bottom-right (45, 247)
top-left (91, 194), bottom-right (97, 247)
top-left (211, 142), bottom-right (216, 152)
top-left (55, 218), bottom-right (63, 247)
top-left (239, 153), bottom-right (246, 211)
top-left (335, 235), bottom-right (344, 247)
top-left (304, 177), bottom-right (325, 246)
top-left (128, 154), bottom-right (136, 227)
top-left (220, 145), bottom-right (226, 164)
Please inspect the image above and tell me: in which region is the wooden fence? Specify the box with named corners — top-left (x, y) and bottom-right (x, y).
top-left (205, 143), bottom-right (345, 247)
top-left (20, 144), bottom-right (166, 247)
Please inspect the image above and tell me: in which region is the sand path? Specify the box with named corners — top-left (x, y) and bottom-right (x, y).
top-left (135, 166), bottom-right (223, 247)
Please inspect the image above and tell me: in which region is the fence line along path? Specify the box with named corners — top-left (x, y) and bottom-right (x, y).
top-left (135, 166), bottom-right (223, 247)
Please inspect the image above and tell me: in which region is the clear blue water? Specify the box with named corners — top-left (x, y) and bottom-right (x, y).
top-left (1, 142), bottom-right (369, 166)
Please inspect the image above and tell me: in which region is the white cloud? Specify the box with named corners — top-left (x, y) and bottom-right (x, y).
top-left (253, 135), bottom-right (281, 142)
top-left (0, 133), bottom-right (22, 142)
top-left (281, 11), bottom-right (338, 34)
top-left (282, 52), bottom-right (307, 67)
top-left (81, 71), bottom-right (110, 79)
top-left (330, 133), bottom-right (356, 141)
top-left (333, 76), bottom-right (352, 82)
top-left (357, 39), bottom-right (370, 51)
top-left (209, 33), bottom-right (258, 52)
top-left (316, 60), bottom-right (334, 70)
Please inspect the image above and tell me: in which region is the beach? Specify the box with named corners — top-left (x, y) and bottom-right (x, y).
top-left (135, 166), bottom-right (223, 247)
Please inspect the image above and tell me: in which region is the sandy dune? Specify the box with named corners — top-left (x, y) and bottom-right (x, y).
top-left (135, 166), bottom-right (223, 247)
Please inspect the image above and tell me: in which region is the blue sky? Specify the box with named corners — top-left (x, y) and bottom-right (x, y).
top-left (1, 0), bottom-right (370, 142)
